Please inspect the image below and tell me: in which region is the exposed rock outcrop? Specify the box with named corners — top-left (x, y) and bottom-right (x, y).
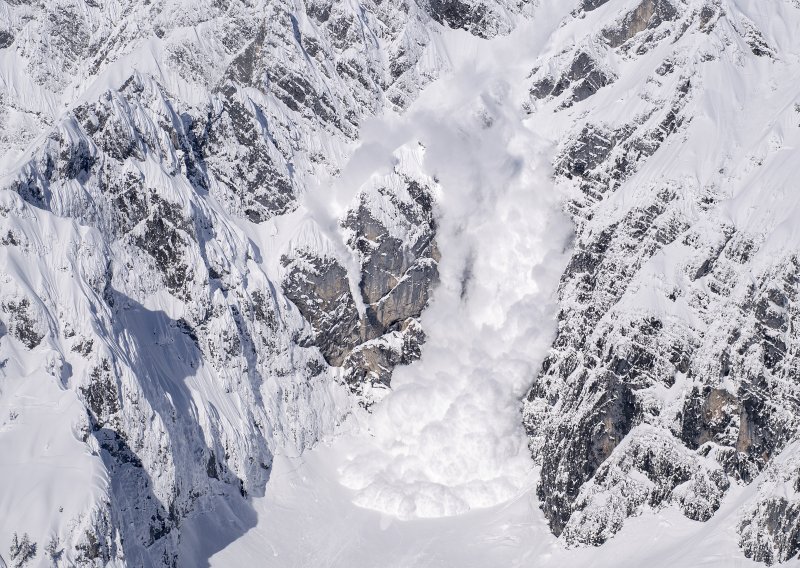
top-left (524, 2), bottom-right (800, 560)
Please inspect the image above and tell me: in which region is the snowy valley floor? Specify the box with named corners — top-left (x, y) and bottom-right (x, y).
top-left (203, 444), bottom-right (767, 568)
top-left (5, 1), bottom-right (800, 566)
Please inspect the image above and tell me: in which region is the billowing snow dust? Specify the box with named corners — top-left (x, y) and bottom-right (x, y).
top-left (4, 0), bottom-right (795, 564)
top-left (334, 33), bottom-right (572, 519)
top-left (204, 8), bottom-right (768, 567)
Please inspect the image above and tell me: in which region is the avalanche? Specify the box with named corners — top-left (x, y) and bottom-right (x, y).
top-left (4, 0), bottom-right (800, 566)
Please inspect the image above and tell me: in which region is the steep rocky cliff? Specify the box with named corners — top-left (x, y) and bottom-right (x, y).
top-left (0, 0), bottom-right (525, 564)
top-left (522, 0), bottom-right (800, 563)
top-left (3, 0), bottom-right (800, 566)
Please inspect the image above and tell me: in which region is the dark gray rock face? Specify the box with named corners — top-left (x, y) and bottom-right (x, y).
top-left (1, 297), bottom-right (45, 349)
top-left (739, 449), bottom-right (800, 565)
top-left (526, 97), bottom-right (695, 537)
top-left (530, 51), bottom-right (615, 106)
top-left (422, 0), bottom-right (532, 38)
top-left (602, 0), bottom-right (678, 48)
top-left (424, 0), bottom-right (494, 38)
top-left (344, 319), bottom-right (426, 390)
top-left (343, 177), bottom-right (439, 392)
top-left (204, 87), bottom-right (297, 223)
top-left (0, 29), bottom-right (14, 48)
top-left (582, 0), bottom-right (611, 11)
top-left (347, 181), bottom-right (439, 335)
top-left (281, 173), bottom-right (440, 395)
top-left (281, 251), bottom-right (363, 367)
top-left (530, 0), bottom-right (683, 109)
top-left (561, 425), bottom-right (730, 545)
top-left (525, 117), bottom-right (694, 537)
top-left (0, 0), bottom-right (467, 558)
top-left (524, 3), bottom-right (800, 560)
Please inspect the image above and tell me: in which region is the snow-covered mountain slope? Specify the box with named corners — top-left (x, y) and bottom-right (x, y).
top-left (0, 0), bottom-right (530, 564)
top-left (3, 0), bottom-right (800, 566)
top-left (522, 1), bottom-right (800, 564)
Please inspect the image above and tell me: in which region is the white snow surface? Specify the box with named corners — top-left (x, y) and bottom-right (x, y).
top-left (208, 447), bottom-right (770, 568)
top-left (333, 19), bottom-right (573, 519)
top-left (5, 0), bottom-right (800, 565)
top-left (209, 0), bottom-right (800, 564)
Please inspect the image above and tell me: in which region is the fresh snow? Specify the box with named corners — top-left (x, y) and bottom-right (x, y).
top-left (4, 0), bottom-right (800, 565)
top-left (208, 446), bottom-right (771, 568)
top-left (333, 18), bottom-right (573, 519)
top-left (208, 6), bottom-right (793, 566)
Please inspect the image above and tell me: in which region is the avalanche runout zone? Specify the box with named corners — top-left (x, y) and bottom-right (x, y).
top-left (3, 0), bottom-right (800, 566)
top-left (335, 28), bottom-right (572, 519)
